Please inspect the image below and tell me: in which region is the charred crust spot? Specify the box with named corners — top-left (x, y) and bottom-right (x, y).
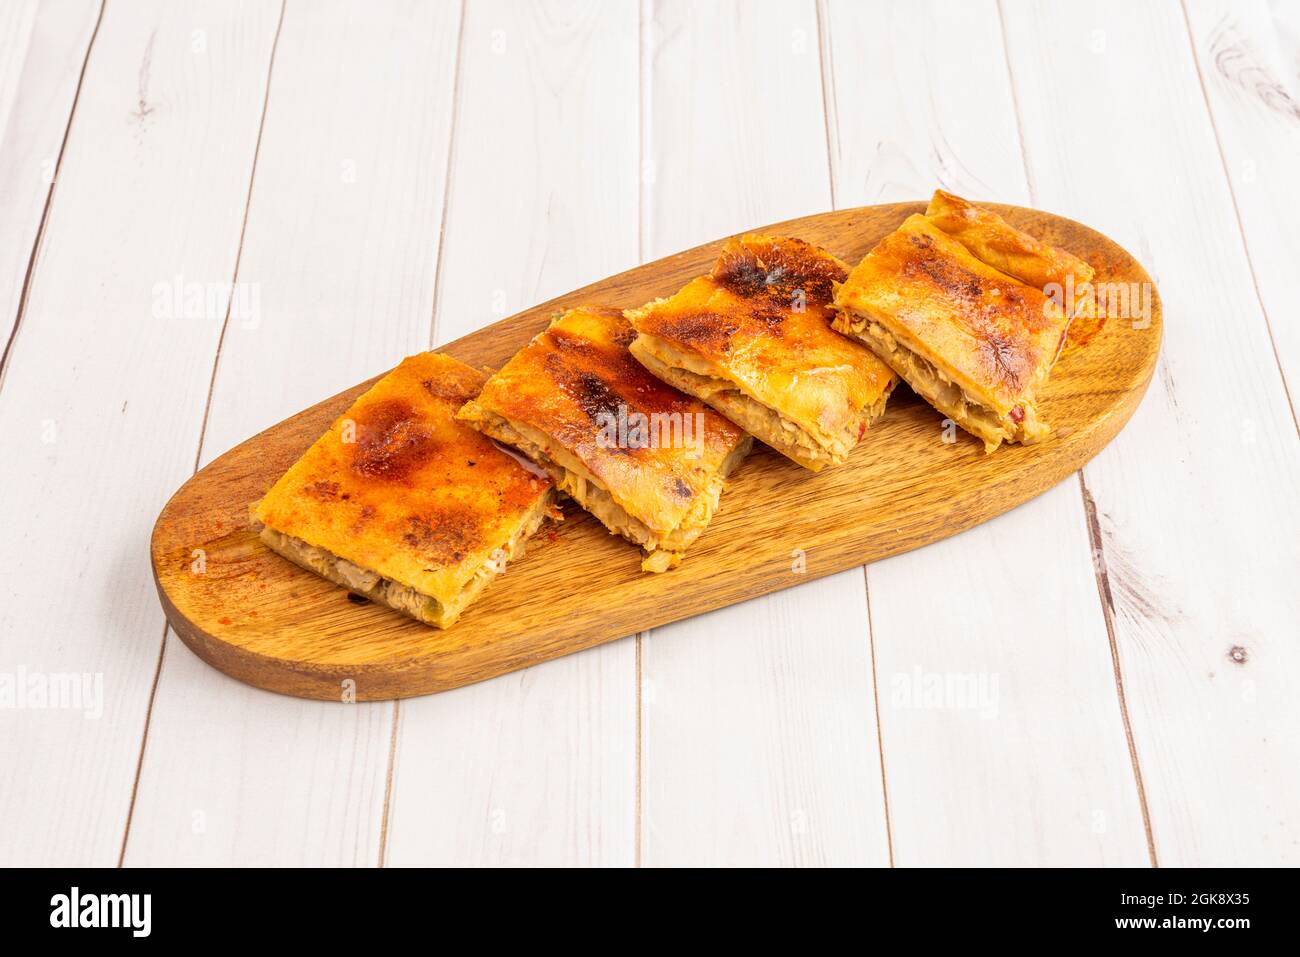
top-left (569, 370), bottom-right (623, 423)
top-left (531, 320), bottom-right (718, 450)
top-left (655, 311), bottom-right (741, 352)
top-left (349, 504), bottom-right (377, 534)
top-left (905, 242), bottom-right (984, 301)
top-left (750, 306), bottom-right (787, 332)
top-left (302, 480), bottom-right (340, 499)
top-left (401, 509), bottom-right (484, 565)
top-left (711, 237), bottom-right (846, 306)
top-left (552, 335), bottom-right (698, 419)
top-left (714, 256), bottom-right (774, 298)
top-left (351, 399), bottom-right (437, 480)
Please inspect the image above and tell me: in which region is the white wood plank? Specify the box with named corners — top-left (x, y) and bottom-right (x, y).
top-left (1184, 0), bottom-right (1300, 423)
top-left (637, 0), bottom-right (890, 867)
top-left (1002, 0), bottom-right (1300, 865)
top-left (823, 0), bottom-right (1150, 866)
top-left (383, 0), bottom-right (640, 867)
top-left (0, 0), bottom-right (281, 866)
top-left (0, 0), bottom-right (100, 350)
top-left (122, 0), bottom-right (462, 867)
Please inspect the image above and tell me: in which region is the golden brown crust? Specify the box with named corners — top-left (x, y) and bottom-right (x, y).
top-left (833, 213), bottom-right (1072, 450)
top-left (253, 352), bottom-right (555, 621)
top-left (624, 235), bottom-right (896, 469)
top-left (925, 189), bottom-right (1095, 291)
top-left (457, 307), bottom-right (750, 567)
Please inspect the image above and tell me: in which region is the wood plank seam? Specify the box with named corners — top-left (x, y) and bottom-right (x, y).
top-left (813, 0), bottom-right (839, 210)
top-left (189, 0), bottom-right (289, 476)
top-left (1078, 475), bottom-right (1159, 866)
top-left (377, 699), bottom-right (400, 867)
top-left (996, 0), bottom-right (1158, 865)
top-left (115, 625), bottom-right (169, 867)
top-left (0, 0), bottom-right (105, 396)
top-left (1178, 0), bottom-right (1300, 441)
top-left (117, 0), bottom-right (289, 864)
top-left (861, 567), bottom-right (895, 867)
top-left (425, 0), bottom-right (468, 351)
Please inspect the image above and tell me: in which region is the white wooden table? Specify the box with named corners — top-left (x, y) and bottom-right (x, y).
top-left (2, 0), bottom-right (1297, 868)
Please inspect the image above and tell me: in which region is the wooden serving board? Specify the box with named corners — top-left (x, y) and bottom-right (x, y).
top-left (151, 202), bottom-right (1161, 701)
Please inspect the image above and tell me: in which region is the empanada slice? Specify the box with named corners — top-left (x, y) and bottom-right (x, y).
top-left (833, 213), bottom-right (1073, 452)
top-left (457, 307), bottom-right (751, 572)
top-left (625, 235), bottom-right (897, 471)
top-left (252, 352), bottom-right (558, 628)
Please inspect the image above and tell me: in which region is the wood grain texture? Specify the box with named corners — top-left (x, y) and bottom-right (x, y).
top-left (1003, 0), bottom-right (1300, 866)
top-left (0, 0), bottom-right (283, 866)
top-left (151, 201), bottom-right (1161, 701)
top-left (122, 0), bottom-right (461, 868)
top-left (384, 0), bottom-right (639, 868)
top-left (825, 0), bottom-right (1151, 866)
top-left (637, 0), bottom-right (889, 868)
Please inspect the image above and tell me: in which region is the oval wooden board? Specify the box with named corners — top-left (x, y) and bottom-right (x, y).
top-left (152, 202), bottom-right (1161, 701)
